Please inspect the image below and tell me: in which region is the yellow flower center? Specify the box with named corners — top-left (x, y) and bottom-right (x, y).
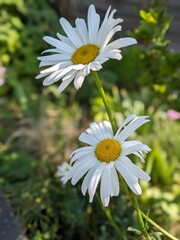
top-left (95, 139), bottom-right (121, 163)
top-left (72, 44), bottom-right (99, 64)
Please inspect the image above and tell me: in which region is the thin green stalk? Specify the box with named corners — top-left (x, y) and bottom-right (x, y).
top-left (119, 174), bottom-right (151, 239)
top-left (91, 71), bottom-right (117, 134)
top-left (141, 211), bottom-right (179, 240)
top-left (132, 194), bottom-right (151, 239)
top-left (95, 193), bottom-right (127, 240)
top-left (119, 174), bottom-right (177, 240)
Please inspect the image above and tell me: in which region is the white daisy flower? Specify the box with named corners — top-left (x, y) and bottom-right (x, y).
top-left (36, 5), bottom-right (137, 93)
top-left (57, 162), bottom-right (71, 185)
top-left (67, 114), bottom-right (151, 207)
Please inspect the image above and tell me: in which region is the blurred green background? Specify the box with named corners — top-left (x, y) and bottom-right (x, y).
top-left (0, 0), bottom-right (179, 239)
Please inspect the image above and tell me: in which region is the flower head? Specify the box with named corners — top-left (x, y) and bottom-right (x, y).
top-left (36, 5), bottom-right (137, 93)
top-left (67, 114), bottom-right (151, 206)
top-left (57, 162), bottom-right (71, 185)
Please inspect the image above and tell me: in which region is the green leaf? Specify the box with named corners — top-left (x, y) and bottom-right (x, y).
top-left (140, 10), bottom-right (156, 24)
top-left (127, 226), bottom-right (142, 236)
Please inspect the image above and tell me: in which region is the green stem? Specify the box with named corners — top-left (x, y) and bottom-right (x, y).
top-left (132, 194), bottom-right (151, 239)
top-left (91, 71), bottom-right (117, 134)
top-left (119, 174), bottom-right (151, 239)
top-left (141, 211), bottom-right (179, 240)
top-left (121, 175), bottom-right (178, 240)
top-left (95, 193), bottom-right (127, 240)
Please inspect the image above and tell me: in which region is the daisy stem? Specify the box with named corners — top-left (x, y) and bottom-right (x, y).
top-left (131, 193), bottom-right (151, 239)
top-left (119, 170), bottom-right (178, 240)
top-left (95, 193), bottom-right (127, 240)
top-left (119, 174), bottom-right (151, 239)
top-left (141, 211), bottom-right (179, 240)
top-left (91, 71), bottom-right (117, 134)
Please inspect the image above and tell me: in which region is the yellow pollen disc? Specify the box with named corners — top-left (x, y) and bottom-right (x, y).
top-left (95, 139), bottom-right (121, 163)
top-left (72, 44), bottom-right (99, 64)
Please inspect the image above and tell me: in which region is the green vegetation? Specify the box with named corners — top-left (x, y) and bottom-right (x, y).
top-left (0, 0), bottom-right (179, 239)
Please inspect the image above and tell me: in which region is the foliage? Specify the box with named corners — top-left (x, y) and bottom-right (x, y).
top-left (0, 0), bottom-right (180, 239)
top-left (102, 0), bottom-right (180, 111)
top-left (0, 0), bottom-right (60, 114)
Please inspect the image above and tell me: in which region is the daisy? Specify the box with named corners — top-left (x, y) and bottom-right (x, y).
top-left (57, 162), bottom-right (71, 185)
top-left (67, 114), bottom-right (151, 207)
top-left (36, 5), bottom-right (137, 93)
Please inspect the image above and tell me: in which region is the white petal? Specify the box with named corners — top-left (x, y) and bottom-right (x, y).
top-left (99, 121), bottom-right (114, 139)
top-left (38, 53), bottom-right (71, 62)
top-left (114, 114), bottom-right (136, 139)
top-left (88, 162), bottom-right (106, 202)
top-left (110, 164), bottom-right (120, 196)
top-left (133, 152), bottom-right (145, 163)
top-left (57, 76), bottom-right (74, 93)
top-left (36, 72), bottom-right (52, 80)
top-left (81, 162), bottom-right (101, 195)
top-left (79, 132), bottom-right (99, 145)
top-left (57, 70), bottom-right (77, 92)
top-left (116, 116), bottom-right (150, 143)
top-left (106, 37), bottom-right (137, 51)
top-left (56, 32), bottom-right (73, 47)
top-left (43, 36), bottom-right (75, 53)
top-left (85, 127), bottom-right (98, 141)
top-left (88, 121), bottom-right (112, 141)
top-left (97, 7), bottom-right (123, 46)
top-left (38, 63), bottom-right (61, 75)
top-left (95, 55), bottom-right (109, 64)
top-left (61, 69), bottom-right (77, 81)
top-left (52, 65), bottom-right (82, 83)
top-left (89, 61), bottom-right (102, 71)
top-left (121, 143), bottom-right (151, 156)
top-left (38, 62), bottom-right (71, 77)
top-left (83, 64), bottom-right (91, 76)
top-left (120, 156), bottom-right (151, 181)
top-left (119, 37), bottom-right (137, 48)
top-left (115, 160), bottom-right (142, 195)
top-left (43, 70), bottom-right (62, 86)
top-left (60, 17), bottom-right (82, 47)
top-left (121, 140), bottom-right (142, 148)
top-left (100, 164), bottom-right (111, 206)
top-left (75, 18), bottom-right (89, 44)
top-left (87, 5), bottom-right (100, 43)
top-left (71, 156), bottom-right (97, 185)
top-left (43, 36), bottom-right (62, 48)
top-left (73, 70), bottom-right (85, 89)
top-left (70, 146), bottom-right (95, 164)
top-left (98, 49), bottom-right (122, 61)
top-left (121, 140), bottom-right (147, 161)
top-left (101, 26), bottom-right (122, 49)
top-left (92, 122), bottom-right (108, 139)
top-left (38, 61), bottom-right (58, 68)
top-left (42, 48), bottom-right (61, 54)
top-left (99, 6), bottom-right (112, 30)
top-left (88, 122), bottom-right (104, 141)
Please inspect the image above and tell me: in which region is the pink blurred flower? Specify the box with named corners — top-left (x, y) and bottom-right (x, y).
top-left (167, 109), bottom-right (180, 120)
top-left (0, 66), bottom-right (6, 86)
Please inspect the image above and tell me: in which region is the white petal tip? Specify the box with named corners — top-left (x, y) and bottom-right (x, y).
top-left (146, 175), bottom-right (151, 182)
top-left (71, 179), bottom-right (76, 186)
top-left (82, 191), bottom-right (86, 196)
top-left (136, 191), bottom-right (142, 196)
